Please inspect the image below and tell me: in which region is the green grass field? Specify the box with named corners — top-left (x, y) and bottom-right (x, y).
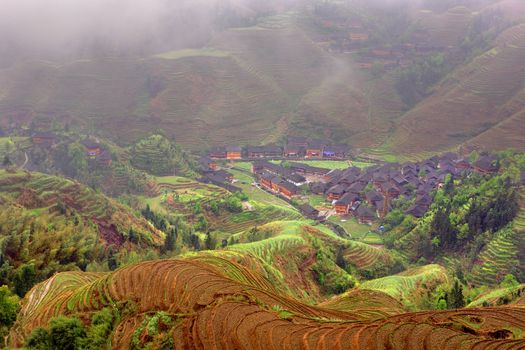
top-left (329, 216), bottom-right (372, 240)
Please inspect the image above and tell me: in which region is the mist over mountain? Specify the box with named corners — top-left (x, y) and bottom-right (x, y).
top-left (0, 0), bottom-right (295, 66)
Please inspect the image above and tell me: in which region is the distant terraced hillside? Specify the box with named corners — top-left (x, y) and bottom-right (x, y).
top-left (0, 170), bottom-right (163, 247)
top-left (11, 255), bottom-right (525, 349)
top-left (390, 23), bottom-right (525, 156)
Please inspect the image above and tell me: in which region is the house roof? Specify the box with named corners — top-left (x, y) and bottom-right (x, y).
top-left (310, 182), bottom-right (327, 193)
top-left (214, 170), bottom-right (233, 181)
top-left (406, 204), bottom-right (428, 218)
top-left (209, 146), bottom-right (227, 154)
top-left (97, 150), bottom-right (112, 162)
top-left (347, 182), bottom-right (366, 193)
top-left (365, 190), bottom-right (384, 203)
top-left (262, 145), bottom-right (282, 153)
top-left (284, 145), bottom-right (304, 153)
top-left (328, 184), bottom-right (347, 195)
top-left (299, 204), bottom-right (319, 216)
top-left (288, 173), bottom-right (306, 184)
top-left (246, 146), bottom-right (265, 153)
top-left (356, 206), bottom-right (376, 218)
top-left (336, 192), bottom-right (359, 206)
top-left (416, 194), bottom-right (433, 205)
top-left (392, 175), bottom-right (408, 185)
top-left (81, 139), bottom-right (100, 149)
top-left (307, 139), bottom-right (328, 149)
top-left (32, 131), bottom-right (56, 139)
top-left (440, 152), bottom-right (458, 161)
top-left (324, 144), bottom-right (350, 154)
top-left (279, 180), bottom-right (299, 193)
top-left (474, 156), bottom-right (499, 172)
top-left (226, 146), bottom-right (242, 153)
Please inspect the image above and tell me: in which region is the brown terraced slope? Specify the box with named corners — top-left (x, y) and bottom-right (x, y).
top-left (11, 255), bottom-right (525, 349)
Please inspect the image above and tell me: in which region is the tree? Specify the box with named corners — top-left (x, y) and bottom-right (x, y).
top-left (190, 234), bottom-right (201, 251)
top-left (0, 285), bottom-right (19, 339)
top-left (163, 227), bottom-right (177, 253)
top-left (436, 298), bottom-right (448, 310)
top-left (448, 279), bottom-right (465, 309)
top-left (205, 232), bottom-right (217, 250)
top-left (2, 155), bottom-right (12, 167)
top-left (13, 262), bottom-right (37, 297)
top-left (48, 316), bottom-right (87, 350)
top-left (500, 274), bottom-right (519, 288)
top-left (107, 248), bottom-right (118, 271)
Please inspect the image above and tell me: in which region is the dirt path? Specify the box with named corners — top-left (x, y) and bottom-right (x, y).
top-left (21, 152), bottom-right (28, 169)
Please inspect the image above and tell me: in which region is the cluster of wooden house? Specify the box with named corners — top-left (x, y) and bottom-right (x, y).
top-left (247, 152), bottom-right (500, 224)
top-left (206, 137), bottom-right (351, 161)
top-left (318, 153), bottom-right (499, 224)
top-left (31, 132), bottom-right (112, 166)
top-left (80, 139), bottom-right (113, 166)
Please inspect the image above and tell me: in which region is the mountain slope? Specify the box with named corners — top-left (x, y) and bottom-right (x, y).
top-left (389, 23), bottom-right (525, 155)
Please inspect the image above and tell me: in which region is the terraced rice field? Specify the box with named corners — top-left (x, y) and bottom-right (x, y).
top-left (12, 255), bottom-right (525, 349)
top-left (469, 189), bottom-right (525, 286)
top-left (360, 265), bottom-right (449, 308)
top-left (343, 240), bottom-right (392, 270)
top-left (0, 170), bottom-right (162, 246)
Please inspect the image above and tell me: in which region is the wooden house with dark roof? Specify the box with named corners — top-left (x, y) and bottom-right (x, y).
top-left (365, 190), bottom-right (384, 207)
top-left (287, 173), bottom-right (307, 186)
top-left (327, 184), bottom-right (347, 201)
top-left (334, 193), bottom-right (360, 215)
top-left (406, 204), bottom-right (428, 218)
top-left (284, 145), bottom-right (304, 158)
top-left (277, 180), bottom-right (299, 199)
top-left (260, 171), bottom-right (274, 190)
top-left (263, 145), bottom-right (283, 158)
top-left (32, 131), bottom-right (56, 147)
top-left (199, 157), bottom-right (219, 173)
top-left (346, 181), bottom-right (366, 195)
top-left (96, 150), bottom-right (112, 166)
top-left (209, 147), bottom-right (227, 159)
top-left (246, 146), bottom-right (265, 158)
top-left (305, 140), bottom-right (327, 158)
top-left (384, 184), bottom-right (401, 198)
top-left (323, 144), bottom-right (350, 159)
top-left (339, 173), bottom-right (359, 186)
top-left (324, 169), bottom-right (343, 183)
top-left (356, 206), bottom-right (376, 224)
top-left (416, 194), bottom-right (433, 206)
top-left (372, 172), bottom-right (389, 189)
top-left (474, 156), bottom-right (499, 174)
top-left (392, 174), bottom-right (408, 187)
top-left (299, 204), bottom-right (320, 219)
top-left (81, 139), bottom-right (102, 157)
top-left (310, 182), bottom-right (327, 195)
top-left (213, 170), bottom-right (234, 183)
top-left (226, 146), bottom-right (242, 160)
top-left (454, 158), bottom-right (471, 170)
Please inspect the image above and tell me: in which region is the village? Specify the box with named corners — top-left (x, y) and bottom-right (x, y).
top-left (200, 137), bottom-right (501, 226)
top-left (3, 126), bottom-right (504, 227)
top-left (309, 5), bottom-right (449, 72)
